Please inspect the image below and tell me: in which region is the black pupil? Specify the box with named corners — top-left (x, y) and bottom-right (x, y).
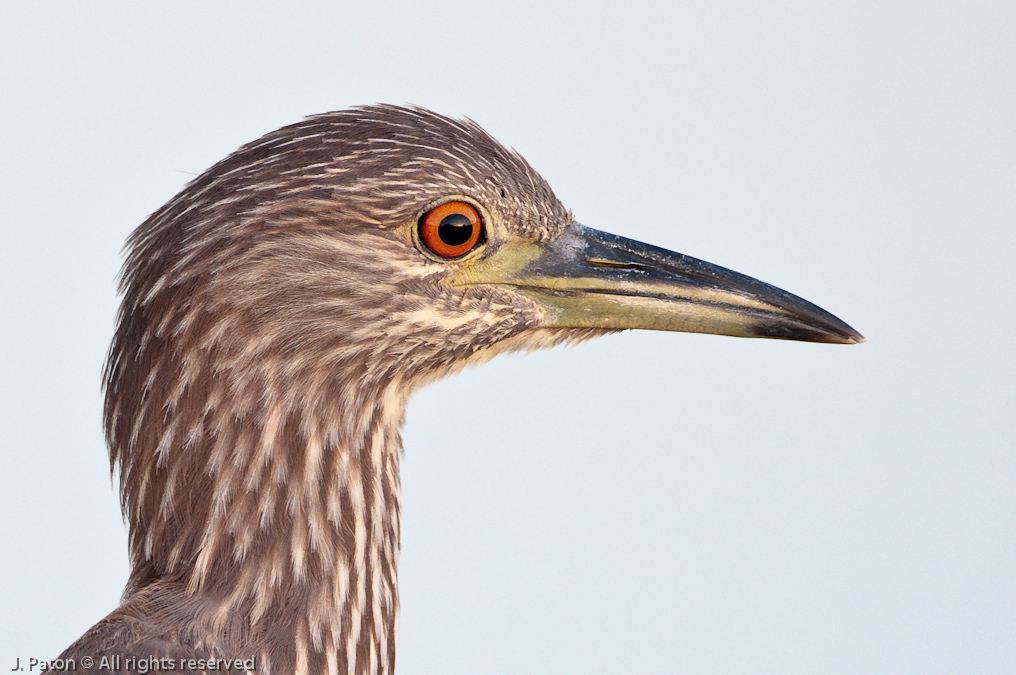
top-left (437, 213), bottom-right (474, 247)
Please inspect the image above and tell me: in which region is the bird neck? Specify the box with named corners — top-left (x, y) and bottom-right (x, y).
top-left (115, 361), bottom-right (409, 675)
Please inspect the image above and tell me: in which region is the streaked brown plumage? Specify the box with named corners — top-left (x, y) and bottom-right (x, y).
top-left (51, 105), bottom-right (861, 675)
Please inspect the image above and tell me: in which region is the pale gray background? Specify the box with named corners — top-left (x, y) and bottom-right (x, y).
top-left (2, 2), bottom-right (1013, 673)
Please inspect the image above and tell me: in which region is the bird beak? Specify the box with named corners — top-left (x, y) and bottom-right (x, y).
top-left (450, 223), bottom-right (864, 344)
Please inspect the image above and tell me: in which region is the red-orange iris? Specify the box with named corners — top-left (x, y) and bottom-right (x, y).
top-left (418, 201), bottom-right (483, 258)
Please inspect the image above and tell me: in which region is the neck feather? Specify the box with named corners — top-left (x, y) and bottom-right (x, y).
top-left (109, 346), bottom-right (408, 675)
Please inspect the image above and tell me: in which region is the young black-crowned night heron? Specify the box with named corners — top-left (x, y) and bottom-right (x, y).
top-left (51, 105), bottom-right (862, 675)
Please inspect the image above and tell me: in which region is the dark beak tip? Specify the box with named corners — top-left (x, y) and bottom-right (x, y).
top-left (827, 327), bottom-right (865, 345)
top-left (832, 320), bottom-right (865, 345)
top-left (751, 318), bottom-right (865, 345)
top-left (823, 325), bottom-right (865, 345)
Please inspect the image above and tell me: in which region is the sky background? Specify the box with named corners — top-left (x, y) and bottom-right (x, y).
top-left (1, 2), bottom-right (1013, 673)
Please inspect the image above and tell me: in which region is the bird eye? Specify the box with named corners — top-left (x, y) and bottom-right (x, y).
top-left (418, 201), bottom-right (484, 259)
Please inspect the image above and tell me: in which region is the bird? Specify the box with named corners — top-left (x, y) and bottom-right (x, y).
top-left (49, 104), bottom-right (862, 675)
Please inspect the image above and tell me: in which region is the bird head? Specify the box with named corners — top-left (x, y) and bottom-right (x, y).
top-left (112, 105), bottom-right (860, 412)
